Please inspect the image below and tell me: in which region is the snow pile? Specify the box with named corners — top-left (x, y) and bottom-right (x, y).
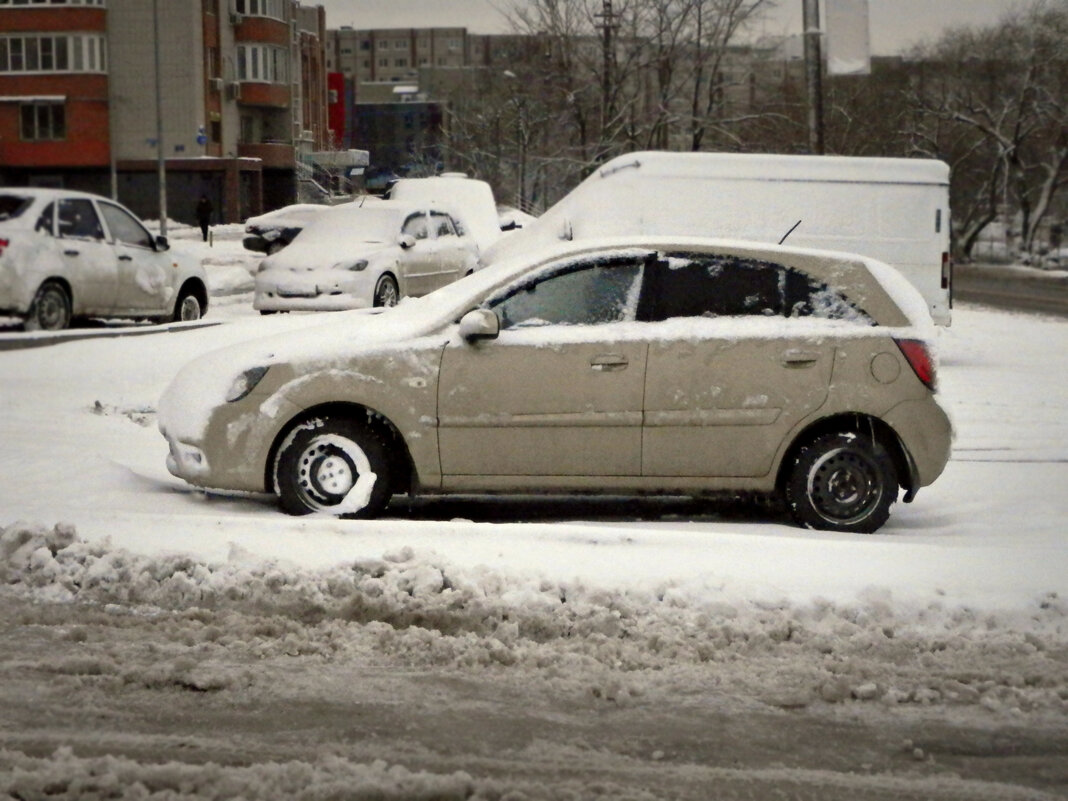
top-left (0, 748), bottom-right (489, 801)
top-left (3, 520), bottom-right (1065, 718)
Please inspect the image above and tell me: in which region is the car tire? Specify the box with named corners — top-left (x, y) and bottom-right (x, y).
top-left (373, 274), bottom-right (399, 307)
top-left (784, 431), bottom-right (897, 533)
top-left (24, 281), bottom-right (72, 332)
top-left (173, 288), bottom-right (203, 322)
top-left (275, 417), bottom-right (393, 518)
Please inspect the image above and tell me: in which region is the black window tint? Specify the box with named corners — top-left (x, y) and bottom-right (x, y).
top-left (646, 252), bottom-right (873, 325)
top-left (0, 194), bottom-right (32, 221)
top-left (58, 198), bottom-right (104, 240)
top-left (646, 254), bottom-right (783, 319)
top-left (489, 259), bottom-right (644, 329)
top-left (35, 202), bottom-right (54, 234)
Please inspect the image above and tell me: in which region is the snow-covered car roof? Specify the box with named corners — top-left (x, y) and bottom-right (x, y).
top-left (0, 187), bottom-right (108, 230)
top-left (387, 176), bottom-right (502, 253)
top-left (243, 204), bottom-right (329, 231)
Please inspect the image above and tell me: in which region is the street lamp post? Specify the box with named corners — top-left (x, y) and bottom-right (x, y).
top-left (802, 0), bottom-right (825, 155)
top-left (154, 0), bottom-right (168, 236)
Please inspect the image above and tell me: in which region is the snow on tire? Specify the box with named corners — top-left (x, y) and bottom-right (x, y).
top-left (274, 417), bottom-right (392, 518)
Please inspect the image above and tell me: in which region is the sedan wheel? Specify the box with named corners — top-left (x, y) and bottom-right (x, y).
top-left (373, 274), bottom-right (399, 308)
top-left (24, 281), bottom-right (72, 332)
top-left (275, 417), bottom-right (392, 518)
top-left (784, 431), bottom-right (897, 533)
top-left (174, 290), bottom-right (203, 322)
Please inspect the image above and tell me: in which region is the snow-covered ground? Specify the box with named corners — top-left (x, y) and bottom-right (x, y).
top-left (0, 223), bottom-right (1065, 799)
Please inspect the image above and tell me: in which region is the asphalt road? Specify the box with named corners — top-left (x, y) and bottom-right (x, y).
top-left (954, 262), bottom-right (1068, 318)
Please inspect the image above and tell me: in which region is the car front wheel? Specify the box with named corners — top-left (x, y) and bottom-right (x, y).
top-left (784, 431), bottom-right (897, 533)
top-left (173, 288), bottom-right (203, 322)
top-left (373, 274), bottom-right (399, 307)
top-left (24, 280), bottom-right (72, 331)
top-left (275, 417), bottom-right (392, 518)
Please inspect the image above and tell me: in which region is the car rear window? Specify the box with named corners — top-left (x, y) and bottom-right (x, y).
top-left (0, 194), bottom-right (32, 222)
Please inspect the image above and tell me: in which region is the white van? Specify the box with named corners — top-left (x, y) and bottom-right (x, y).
top-left (483, 152), bottom-right (953, 324)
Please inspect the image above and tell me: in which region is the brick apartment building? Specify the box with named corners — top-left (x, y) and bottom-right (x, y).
top-left (0, 0), bottom-right (330, 224)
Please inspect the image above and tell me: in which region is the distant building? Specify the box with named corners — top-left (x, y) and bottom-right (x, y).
top-left (0, 0), bottom-right (331, 224)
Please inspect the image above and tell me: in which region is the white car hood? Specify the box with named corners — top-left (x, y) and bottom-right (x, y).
top-left (261, 240), bottom-right (396, 274)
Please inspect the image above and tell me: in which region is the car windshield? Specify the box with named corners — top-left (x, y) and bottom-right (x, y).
top-left (0, 194), bottom-right (33, 222)
top-left (305, 206), bottom-right (402, 243)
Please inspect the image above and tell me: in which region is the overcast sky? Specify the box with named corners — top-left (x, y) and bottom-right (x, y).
top-left (315, 0), bottom-right (1027, 54)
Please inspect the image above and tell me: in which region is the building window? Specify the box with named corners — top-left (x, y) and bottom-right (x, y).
top-left (0, 34), bottom-right (106, 74)
top-left (235, 0), bottom-right (284, 20)
top-left (236, 44), bottom-right (287, 83)
top-left (20, 102), bottom-right (65, 141)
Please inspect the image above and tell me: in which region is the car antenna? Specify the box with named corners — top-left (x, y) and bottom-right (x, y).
top-left (779, 220), bottom-right (802, 245)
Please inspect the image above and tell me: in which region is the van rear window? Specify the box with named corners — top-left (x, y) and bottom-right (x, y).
top-left (0, 194), bottom-right (33, 222)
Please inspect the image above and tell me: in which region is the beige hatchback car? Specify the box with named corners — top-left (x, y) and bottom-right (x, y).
top-left (159, 237), bottom-right (952, 533)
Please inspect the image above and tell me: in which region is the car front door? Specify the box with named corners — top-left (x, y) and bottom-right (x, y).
top-left (97, 200), bottom-right (174, 314)
top-left (437, 254), bottom-right (649, 483)
top-left (55, 198), bottom-right (119, 313)
top-left (640, 252), bottom-right (836, 478)
top-left (396, 210), bottom-right (437, 297)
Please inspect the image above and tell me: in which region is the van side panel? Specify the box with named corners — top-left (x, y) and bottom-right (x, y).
top-left (498, 152), bottom-right (952, 325)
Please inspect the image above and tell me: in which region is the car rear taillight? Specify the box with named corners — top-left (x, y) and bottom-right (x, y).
top-left (0, 237), bottom-right (8, 257)
top-left (894, 338), bottom-right (936, 390)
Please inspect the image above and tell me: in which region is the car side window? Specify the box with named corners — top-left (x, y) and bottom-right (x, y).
top-left (98, 201), bottom-right (154, 249)
top-left (402, 211), bottom-right (430, 240)
top-left (429, 212), bottom-right (456, 238)
top-left (58, 199), bottom-right (105, 241)
top-left (35, 202), bottom-right (55, 235)
top-left (644, 252), bottom-right (873, 324)
top-left (488, 258), bottom-right (645, 329)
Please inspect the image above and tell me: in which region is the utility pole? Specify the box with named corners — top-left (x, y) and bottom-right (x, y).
top-left (153, 0), bottom-right (168, 236)
top-left (594, 0), bottom-right (618, 130)
top-left (802, 0), bottom-right (824, 154)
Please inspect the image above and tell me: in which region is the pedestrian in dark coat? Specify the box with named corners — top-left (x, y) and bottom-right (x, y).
top-left (195, 194), bottom-right (213, 242)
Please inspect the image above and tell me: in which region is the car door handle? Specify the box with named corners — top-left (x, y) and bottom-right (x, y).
top-left (118, 254), bottom-right (132, 261)
top-left (63, 249), bottom-right (80, 256)
top-left (782, 349), bottom-right (821, 366)
top-left (590, 354), bottom-right (629, 371)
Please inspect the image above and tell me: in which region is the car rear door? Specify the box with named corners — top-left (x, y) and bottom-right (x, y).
top-left (640, 252), bottom-right (836, 478)
top-left (55, 197), bottom-right (119, 312)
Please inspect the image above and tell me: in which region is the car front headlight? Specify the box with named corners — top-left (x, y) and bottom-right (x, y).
top-left (226, 366), bottom-right (269, 402)
top-left (337, 259), bottom-right (369, 272)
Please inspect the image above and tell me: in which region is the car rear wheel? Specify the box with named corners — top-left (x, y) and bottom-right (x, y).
top-left (275, 417), bottom-right (392, 518)
top-left (173, 288), bottom-right (203, 322)
top-left (784, 431), bottom-right (897, 533)
top-left (24, 281), bottom-right (71, 332)
top-left (373, 274), bottom-right (399, 307)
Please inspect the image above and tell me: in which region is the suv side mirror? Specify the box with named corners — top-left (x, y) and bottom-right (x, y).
top-left (458, 308), bottom-right (500, 342)
top-left (398, 233), bottom-right (416, 250)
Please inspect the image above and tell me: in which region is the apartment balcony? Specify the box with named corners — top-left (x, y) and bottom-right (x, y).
top-left (234, 82), bottom-right (290, 108)
top-left (238, 141), bottom-right (295, 168)
top-left (234, 16), bottom-right (289, 46)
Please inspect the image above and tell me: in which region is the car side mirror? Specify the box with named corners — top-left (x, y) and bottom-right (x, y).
top-left (155, 235), bottom-right (170, 251)
top-left (398, 233), bottom-right (416, 250)
top-left (458, 308), bottom-right (500, 342)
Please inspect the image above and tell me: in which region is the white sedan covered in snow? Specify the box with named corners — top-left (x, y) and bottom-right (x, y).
top-left (0, 188), bottom-right (208, 331)
top-left (253, 199), bottom-right (479, 313)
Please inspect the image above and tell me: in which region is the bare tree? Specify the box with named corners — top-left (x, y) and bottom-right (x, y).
top-left (910, 0), bottom-right (1068, 258)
